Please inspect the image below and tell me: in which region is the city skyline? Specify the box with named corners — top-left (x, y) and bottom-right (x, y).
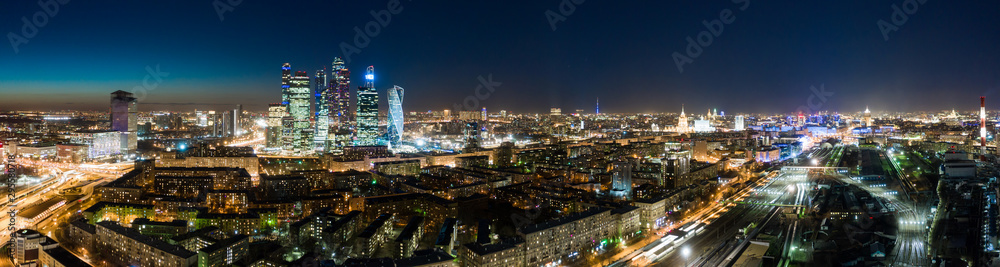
top-left (3, 1), bottom-right (1000, 113)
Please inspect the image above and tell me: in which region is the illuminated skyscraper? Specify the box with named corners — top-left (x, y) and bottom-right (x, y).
top-left (610, 160), bottom-right (632, 200)
top-left (331, 58), bottom-right (351, 151)
top-left (233, 104), bottom-right (242, 136)
top-left (110, 90), bottom-right (137, 154)
top-left (281, 63), bottom-right (292, 106)
top-left (265, 103), bottom-right (285, 151)
top-left (284, 70), bottom-right (313, 154)
top-left (315, 69), bottom-right (329, 153)
top-left (734, 115), bottom-right (744, 131)
top-left (355, 66), bottom-right (379, 146)
top-left (332, 58), bottom-right (351, 126)
top-left (387, 85), bottom-right (405, 147)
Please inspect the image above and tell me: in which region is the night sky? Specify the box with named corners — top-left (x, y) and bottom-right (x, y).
top-left (2, 1), bottom-right (1000, 114)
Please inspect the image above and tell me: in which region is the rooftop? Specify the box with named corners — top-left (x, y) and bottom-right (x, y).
top-left (96, 221), bottom-right (196, 258)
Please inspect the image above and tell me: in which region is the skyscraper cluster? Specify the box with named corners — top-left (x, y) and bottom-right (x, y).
top-left (266, 59), bottom-right (402, 155)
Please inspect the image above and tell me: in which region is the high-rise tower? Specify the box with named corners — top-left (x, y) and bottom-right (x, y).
top-left (355, 66), bottom-right (379, 146)
top-left (265, 103), bottom-right (285, 150)
top-left (387, 85), bottom-right (405, 147)
top-left (233, 104), bottom-right (242, 136)
top-left (734, 115), bottom-right (744, 131)
top-left (610, 160), bottom-right (633, 200)
top-left (315, 69), bottom-right (329, 153)
top-left (281, 63), bottom-right (292, 107)
top-left (110, 90), bottom-right (137, 154)
top-left (332, 58), bottom-right (352, 126)
top-left (284, 70), bottom-right (312, 154)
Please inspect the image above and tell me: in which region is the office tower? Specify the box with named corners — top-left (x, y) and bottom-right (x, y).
top-left (315, 69), bottom-right (329, 153)
top-left (281, 63), bottom-right (292, 107)
top-left (209, 110), bottom-right (221, 136)
top-left (280, 63), bottom-right (293, 150)
top-left (662, 150), bottom-right (691, 189)
top-left (110, 90), bottom-right (137, 154)
top-left (387, 85), bottom-right (405, 148)
top-left (734, 115), bottom-right (744, 131)
top-left (266, 104), bottom-right (285, 150)
top-left (332, 58), bottom-right (352, 126)
top-left (610, 160), bottom-right (632, 200)
top-left (222, 111), bottom-right (233, 136)
top-left (356, 66), bottom-right (379, 146)
top-left (550, 108), bottom-right (561, 116)
top-left (233, 104), bottom-right (242, 136)
top-left (481, 107), bottom-right (487, 121)
top-left (283, 70), bottom-right (312, 154)
top-left (677, 105), bottom-right (688, 133)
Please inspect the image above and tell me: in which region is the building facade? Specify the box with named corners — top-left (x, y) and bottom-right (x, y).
top-left (356, 66), bottom-right (380, 146)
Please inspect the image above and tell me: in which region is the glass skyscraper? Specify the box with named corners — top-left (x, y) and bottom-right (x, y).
top-left (265, 103), bottom-right (285, 151)
top-left (355, 66), bottom-right (379, 146)
top-left (110, 90), bottom-right (137, 154)
top-left (285, 69), bottom-right (312, 154)
top-left (331, 58), bottom-right (351, 151)
top-left (314, 69), bottom-right (329, 153)
top-left (387, 85), bottom-right (405, 147)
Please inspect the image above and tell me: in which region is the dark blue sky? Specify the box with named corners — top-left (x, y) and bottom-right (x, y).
top-left (2, 0), bottom-right (999, 114)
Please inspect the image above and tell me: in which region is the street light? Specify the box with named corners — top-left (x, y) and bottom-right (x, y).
top-left (682, 246), bottom-right (691, 266)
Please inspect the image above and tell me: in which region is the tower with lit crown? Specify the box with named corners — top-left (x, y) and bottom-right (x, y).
top-left (864, 106), bottom-right (872, 127)
top-left (315, 69), bottom-right (330, 153)
top-left (677, 105), bottom-right (688, 133)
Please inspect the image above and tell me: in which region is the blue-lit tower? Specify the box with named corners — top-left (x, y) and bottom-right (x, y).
top-left (314, 69), bottom-right (329, 153)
